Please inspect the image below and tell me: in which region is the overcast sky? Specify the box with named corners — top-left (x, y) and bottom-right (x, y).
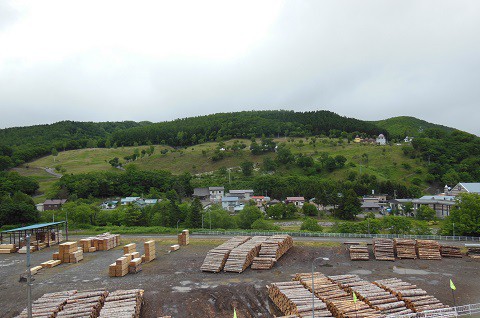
top-left (1, 1), bottom-right (479, 135)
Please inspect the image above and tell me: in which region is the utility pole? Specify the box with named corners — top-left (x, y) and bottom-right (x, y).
top-left (26, 235), bottom-right (33, 318)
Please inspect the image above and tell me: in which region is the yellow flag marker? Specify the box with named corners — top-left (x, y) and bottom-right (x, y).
top-left (234, 307), bottom-right (237, 318)
top-left (353, 292), bottom-right (358, 303)
top-left (450, 279), bottom-right (456, 291)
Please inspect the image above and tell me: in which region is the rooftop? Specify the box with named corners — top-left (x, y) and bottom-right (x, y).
top-left (2, 221), bottom-right (66, 233)
top-left (459, 183), bottom-right (480, 193)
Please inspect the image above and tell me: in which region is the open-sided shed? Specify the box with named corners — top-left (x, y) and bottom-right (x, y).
top-left (1, 221), bottom-right (66, 250)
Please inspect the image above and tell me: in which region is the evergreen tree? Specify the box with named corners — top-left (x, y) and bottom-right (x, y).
top-left (337, 189), bottom-right (361, 220)
top-left (187, 198), bottom-right (203, 228)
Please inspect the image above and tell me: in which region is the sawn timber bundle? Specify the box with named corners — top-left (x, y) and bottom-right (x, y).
top-left (416, 240), bottom-right (441, 260)
top-left (98, 289), bottom-right (144, 318)
top-left (394, 239), bottom-right (417, 259)
top-left (200, 236), bottom-right (251, 272)
top-left (223, 236), bottom-right (268, 273)
top-left (251, 234), bottom-right (293, 270)
top-left (373, 239), bottom-right (395, 261)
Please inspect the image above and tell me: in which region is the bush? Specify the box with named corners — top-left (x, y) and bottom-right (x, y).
top-left (300, 218), bottom-right (323, 232)
top-left (251, 219), bottom-right (280, 231)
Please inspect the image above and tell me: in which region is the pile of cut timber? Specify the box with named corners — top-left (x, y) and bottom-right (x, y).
top-left (80, 238), bottom-right (96, 253)
top-left (293, 272), bottom-right (350, 302)
top-left (93, 233), bottom-right (120, 251)
top-left (224, 236), bottom-right (268, 273)
top-left (440, 245), bottom-right (462, 258)
top-left (328, 274), bottom-right (412, 315)
top-left (41, 260), bottom-right (61, 268)
top-left (111, 256), bottom-right (129, 277)
top-left (394, 239), bottom-right (417, 259)
top-left (373, 239), bottom-right (395, 261)
top-left (0, 243), bottom-right (18, 254)
top-left (170, 244), bottom-right (180, 252)
top-left (466, 244), bottom-right (480, 259)
top-left (200, 236), bottom-right (251, 272)
top-left (129, 257), bottom-right (142, 274)
top-left (374, 278), bottom-right (448, 312)
top-left (57, 242), bottom-right (83, 263)
top-left (99, 289), bottom-right (144, 318)
top-left (349, 245), bottom-right (369, 261)
top-left (14, 290), bottom-right (76, 318)
top-left (56, 289), bottom-right (108, 318)
top-left (251, 235), bottom-right (293, 270)
top-left (326, 299), bottom-right (384, 318)
top-left (178, 229), bottom-right (189, 246)
top-left (143, 240), bottom-right (156, 262)
top-left (29, 265), bottom-right (44, 275)
top-left (267, 281), bottom-right (333, 317)
top-left (416, 240), bottom-right (441, 260)
top-left (124, 243), bottom-right (136, 254)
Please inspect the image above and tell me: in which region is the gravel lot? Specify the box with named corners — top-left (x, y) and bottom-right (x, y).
top-left (0, 235), bottom-right (478, 318)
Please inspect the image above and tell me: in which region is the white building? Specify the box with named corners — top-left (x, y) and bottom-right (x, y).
top-left (376, 134), bottom-right (387, 145)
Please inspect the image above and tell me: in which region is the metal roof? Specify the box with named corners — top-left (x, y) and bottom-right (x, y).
top-left (2, 221), bottom-right (66, 233)
top-left (460, 183), bottom-right (480, 193)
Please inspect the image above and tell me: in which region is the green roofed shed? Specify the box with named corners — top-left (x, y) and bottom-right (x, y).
top-left (1, 221), bottom-right (67, 251)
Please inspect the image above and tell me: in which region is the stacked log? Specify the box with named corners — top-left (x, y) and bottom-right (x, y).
top-left (251, 235), bottom-right (294, 270)
top-left (349, 245), bottom-right (369, 261)
top-left (144, 240), bottom-right (156, 262)
top-left (293, 272), bottom-right (350, 302)
top-left (56, 289), bottom-right (108, 318)
top-left (328, 275), bottom-right (412, 315)
top-left (466, 244), bottom-right (480, 259)
top-left (224, 236), bottom-right (268, 273)
top-left (326, 299), bottom-right (385, 318)
top-left (440, 245), bottom-right (462, 258)
top-left (374, 278), bottom-right (448, 312)
top-left (267, 281), bottom-right (334, 317)
top-left (416, 240), bottom-right (441, 260)
top-left (99, 289), bottom-right (144, 318)
top-left (394, 239), bottom-right (417, 259)
top-left (373, 239), bottom-right (395, 261)
top-left (59, 242), bottom-right (83, 263)
top-left (178, 229), bottom-right (190, 246)
top-left (200, 236), bottom-right (251, 272)
top-left (0, 243), bottom-right (18, 253)
top-left (15, 290), bottom-right (77, 318)
top-left (92, 233), bottom-right (120, 251)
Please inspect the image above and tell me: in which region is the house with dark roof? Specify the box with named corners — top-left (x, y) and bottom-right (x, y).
top-left (43, 199), bottom-right (67, 211)
top-left (227, 189), bottom-right (254, 201)
top-left (285, 197), bottom-right (305, 207)
top-left (193, 186), bottom-right (225, 202)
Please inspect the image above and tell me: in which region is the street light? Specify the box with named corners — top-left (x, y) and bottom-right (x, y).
top-left (176, 220), bottom-right (180, 234)
top-left (311, 257), bottom-right (329, 317)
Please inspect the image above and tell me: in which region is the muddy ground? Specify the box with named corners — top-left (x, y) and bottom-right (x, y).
top-left (0, 235), bottom-right (478, 318)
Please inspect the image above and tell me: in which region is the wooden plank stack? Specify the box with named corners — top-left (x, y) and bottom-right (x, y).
top-left (111, 256), bottom-right (129, 277)
top-left (170, 244), bottom-right (180, 252)
top-left (394, 239), bottom-right (417, 259)
top-left (41, 260), bottom-right (62, 268)
top-left (56, 289), bottom-right (108, 318)
top-left (293, 272), bottom-right (350, 302)
top-left (123, 243), bottom-right (136, 254)
top-left (416, 240), bottom-right (441, 260)
top-left (14, 290), bottom-right (77, 318)
top-left (267, 281), bottom-right (334, 317)
top-left (144, 240), bottom-right (156, 262)
top-left (92, 233), bottom-right (120, 251)
top-left (80, 238), bottom-right (96, 252)
top-left (178, 229), bottom-right (190, 246)
top-left (373, 239), bottom-right (395, 261)
top-left (29, 265), bottom-right (44, 275)
top-left (129, 258), bottom-right (143, 274)
top-left (251, 235), bottom-right (294, 270)
top-left (200, 236), bottom-right (251, 272)
top-left (374, 278), bottom-right (448, 312)
top-left (465, 244), bottom-right (480, 259)
top-left (99, 289), bottom-right (144, 318)
top-left (349, 245), bottom-right (369, 261)
top-left (59, 242), bottom-right (84, 263)
top-left (440, 245), bottom-right (462, 258)
top-left (0, 243), bottom-right (18, 254)
top-left (224, 236), bottom-right (268, 273)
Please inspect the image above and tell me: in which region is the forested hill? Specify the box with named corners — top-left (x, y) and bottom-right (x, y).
top-left (372, 116), bottom-right (455, 139)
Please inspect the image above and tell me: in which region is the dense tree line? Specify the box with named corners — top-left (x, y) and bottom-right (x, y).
top-left (0, 172), bottom-right (39, 225)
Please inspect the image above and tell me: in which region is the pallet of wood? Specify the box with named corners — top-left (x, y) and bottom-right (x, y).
top-left (0, 243), bottom-right (18, 253)
top-left (59, 242), bottom-right (84, 263)
top-left (200, 236), bottom-right (252, 272)
top-left (440, 245), bottom-right (462, 258)
top-left (268, 281), bottom-right (334, 317)
top-left (224, 236), bottom-right (268, 273)
top-left (111, 256), bottom-right (129, 277)
top-left (144, 240), bottom-right (156, 262)
top-left (41, 260), bottom-right (62, 268)
top-left (15, 290), bottom-right (77, 318)
top-left (394, 239), bottom-right (417, 259)
top-left (374, 278), bottom-right (449, 312)
top-left (92, 233), bottom-right (120, 251)
top-left (99, 289), bottom-right (144, 318)
top-left (29, 265), bottom-right (44, 275)
top-left (178, 229), bottom-right (190, 246)
top-left (56, 289), bottom-right (108, 318)
top-left (349, 245), bottom-right (369, 261)
top-left (123, 243), bottom-right (136, 254)
top-left (465, 244), bottom-right (480, 259)
top-left (373, 239), bottom-right (395, 261)
top-left (416, 240), bottom-right (441, 260)
top-left (293, 272), bottom-right (350, 302)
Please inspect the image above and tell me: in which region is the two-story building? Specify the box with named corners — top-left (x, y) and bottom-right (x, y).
top-left (285, 197), bottom-right (305, 207)
top-left (43, 199), bottom-right (67, 211)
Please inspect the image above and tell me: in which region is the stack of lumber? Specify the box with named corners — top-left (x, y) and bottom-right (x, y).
top-left (170, 244), bottom-right (180, 252)
top-left (41, 259), bottom-right (62, 268)
top-left (110, 256), bottom-right (129, 277)
top-left (293, 272), bottom-right (350, 302)
top-left (144, 240), bottom-right (156, 262)
top-left (374, 278), bottom-right (448, 312)
top-left (465, 244), bottom-right (480, 259)
top-left (394, 239), bottom-right (417, 259)
top-left (99, 289), bottom-right (144, 318)
top-left (59, 242), bottom-right (83, 263)
top-left (416, 240), bottom-right (441, 260)
top-left (326, 299), bottom-right (384, 318)
top-left (0, 243), bottom-right (18, 254)
top-left (440, 245), bottom-right (462, 258)
top-left (29, 265), bottom-right (44, 275)
top-left (251, 235), bottom-right (294, 270)
top-left (178, 229), bottom-right (190, 246)
top-left (15, 290), bottom-right (77, 318)
top-left (268, 281), bottom-right (334, 317)
top-left (373, 239), bottom-right (395, 261)
top-left (200, 236), bottom-right (251, 272)
top-left (329, 275), bottom-right (412, 315)
top-left (349, 245), bottom-right (369, 261)
top-left (224, 236), bottom-right (268, 273)
top-left (129, 257), bottom-right (143, 274)
top-left (56, 289), bottom-right (108, 318)
top-left (92, 233), bottom-right (120, 251)
top-left (123, 243), bottom-right (136, 254)
top-left (80, 238), bottom-right (96, 252)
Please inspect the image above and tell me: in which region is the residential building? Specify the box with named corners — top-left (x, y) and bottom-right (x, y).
top-left (285, 197), bottom-right (305, 207)
top-left (193, 188), bottom-right (210, 200)
top-left (376, 134), bottom-right (387, 145)
top-left (43, 199), bottom-right (67, 211)
top-left (449, 183), bottom-right (480, 196)
top-left (121, 197), bottom-right (141, 205)
top-left (193, 187), bottom-right (225, 202)
top-left (251, 196), bottom-right (270, 207)
top-left (361, 201), bottom-right (381, 212)
top-left (221, 196), bottom-right (244, 213)
top-left (227, 189), bottom-right (254, 201)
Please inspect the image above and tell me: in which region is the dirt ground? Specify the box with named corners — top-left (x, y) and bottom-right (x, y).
top-left (0, 235), bottom-right (478, 318)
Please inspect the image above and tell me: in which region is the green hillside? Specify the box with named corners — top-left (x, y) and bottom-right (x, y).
top-left (372, 116), bottom-right (455, 139)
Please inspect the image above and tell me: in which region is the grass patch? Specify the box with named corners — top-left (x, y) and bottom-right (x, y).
top-left (295, 241), bottom-right (342, 248)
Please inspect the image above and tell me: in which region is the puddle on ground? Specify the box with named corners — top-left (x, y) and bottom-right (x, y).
top-left (172, 286), bottom-right (192, 293)
top-left (393, 266), bottom-right (437, 275)
top-left (349, 269), bottom-right (372, 275)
